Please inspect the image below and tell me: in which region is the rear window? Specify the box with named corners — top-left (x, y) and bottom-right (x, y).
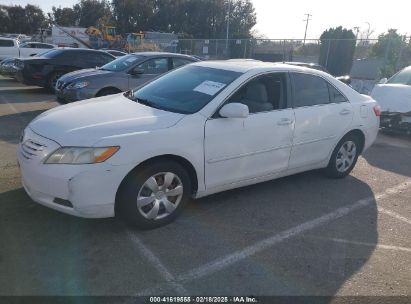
top-left (387, 67), bottom-right (411, 85)
top-left (0, 39), bottom-right (14, 47)
top-left (39, 49), bottom-right (66, 59)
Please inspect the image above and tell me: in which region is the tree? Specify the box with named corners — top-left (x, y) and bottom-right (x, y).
top-left (0, 6), bottom-right (10, 33)
top-left (6, 6), bottom-right (27, 34)
top-left (112, 0), bottom-right (156, 33)
top-left (371, 29), bottom-right (411, 78)
top-left (319, 26), bottom-right (356, 76)
top-left (50, 6), bottom-right (78, 26)
top-left (24, 4), bottom-right (47, 33)
top-left (74, 0), bottom-right (113, 28)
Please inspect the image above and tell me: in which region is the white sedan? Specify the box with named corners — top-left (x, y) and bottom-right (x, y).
top-left (371, 65), bottom-right (411, 113)
top-left (18, 60), bottom-right (380, 229)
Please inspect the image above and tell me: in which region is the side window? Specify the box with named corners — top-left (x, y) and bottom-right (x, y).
top-left (172, 58), bottom-right (193, 69)
top-left (292, 73), bottom-right (330, 107)
top-left (225, 73), bottom-right (288, 114)
top-left (94, 53), bottom-right (114, 66)
top-left (38, 44), bottom-right (54, 49)
top-left (328, 84), bottom-right (347, 103)
top-left (0, 39), bottom-right (14, 47)
top-left (137, 58), bottom-right (169, 74)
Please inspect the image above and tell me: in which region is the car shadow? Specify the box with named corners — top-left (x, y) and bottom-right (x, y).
top-left (363, 133), bottom-right (411, 178)
top-left (0, 88), bottom-right (54, 103)
top-left (0, 110), bottom-right (46, 144)
top-left (0, 172), bottom-right (378, 297)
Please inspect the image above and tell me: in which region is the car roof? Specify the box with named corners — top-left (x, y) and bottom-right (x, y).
top-left (191, 59), bottom-right (326, 74)
top-left (129, 52), bottom-right (197, 59)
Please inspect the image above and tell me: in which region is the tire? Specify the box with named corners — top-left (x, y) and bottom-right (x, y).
top-left (96, 88), bottom-right (120, 97)
top-left (117, 161), bottom-right (192, 229)
top-left (48, 71), bottom-right (64, 92)
top-left (324, 134), bottom-right (361, 178)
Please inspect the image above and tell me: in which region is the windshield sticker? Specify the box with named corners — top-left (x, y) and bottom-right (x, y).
top-left (193, 81), bottom-right (226, 95)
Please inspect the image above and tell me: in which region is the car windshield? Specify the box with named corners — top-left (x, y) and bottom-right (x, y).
top-left (387, 67), bottom-right (411, 85)
top-left (100, 54), bottom-right (143, 72)
top-left (128, 65), bottom-right (242, 114)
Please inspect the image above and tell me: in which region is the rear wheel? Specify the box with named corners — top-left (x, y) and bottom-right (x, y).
top-left (324, 134), bottom-right (361, 178)
top-left (117, 161), bottom-right (191, 229)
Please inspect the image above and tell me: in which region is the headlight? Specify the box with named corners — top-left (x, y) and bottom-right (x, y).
top-left (20, 129), bottom-right (25, 143)
top-left (69, 81), bottom-right (90, 89)
top-left (45, 146), bottom-right (119, 164)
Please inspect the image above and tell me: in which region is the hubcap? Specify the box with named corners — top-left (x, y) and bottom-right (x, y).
top-left (137, 172), bottom-right (183, 220)
top-left (336, 140), bottom-right (357, 173)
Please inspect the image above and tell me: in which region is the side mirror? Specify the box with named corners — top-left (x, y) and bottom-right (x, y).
top-left (219, 103), bottom-right (249, 119)
top-left (379, 78), bottom-right (388, 84)
top-left (130, 67), bottom-right (144, 75)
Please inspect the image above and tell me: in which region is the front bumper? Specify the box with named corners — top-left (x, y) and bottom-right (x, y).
top-left (15, 70), bottom-right (47, 87)
top-left (18, 128), bottom-right (132, 218)
top-left (55, 87), bottom-right (97, 103)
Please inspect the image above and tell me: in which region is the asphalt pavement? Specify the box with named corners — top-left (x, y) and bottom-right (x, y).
top-left (0, 76), bottom-right (410, 298)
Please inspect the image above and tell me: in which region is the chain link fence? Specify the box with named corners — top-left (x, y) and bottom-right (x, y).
top-left (129, 36), bottom-right (411, 94)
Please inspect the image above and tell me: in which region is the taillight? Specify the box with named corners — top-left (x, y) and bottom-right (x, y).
top-left (373, 105), bottom-right (381, 117)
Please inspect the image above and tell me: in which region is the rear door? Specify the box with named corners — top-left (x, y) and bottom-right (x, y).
top-left (288, 72), bottom-right (353, 169)
top-left (128, 57), bottom-right (171, 89)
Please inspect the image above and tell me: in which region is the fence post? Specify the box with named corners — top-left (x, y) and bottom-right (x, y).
top-left (325, 39), bottom-right (331, 68)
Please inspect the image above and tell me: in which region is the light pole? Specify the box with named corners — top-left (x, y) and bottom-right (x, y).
top-left (226, 0), bottom-right (231, 55)
top-left (303, 13), bottom-right (312, 46)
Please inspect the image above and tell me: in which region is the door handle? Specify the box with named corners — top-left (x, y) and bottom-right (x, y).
top-left (339, 109), bottom-right (351, 115)
top-left (277, 118), bottom-right (293, 126)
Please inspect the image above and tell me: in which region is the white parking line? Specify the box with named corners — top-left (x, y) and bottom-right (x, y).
top-left (178, 180), bottom-right (411, 283)
top-left (310, 236), bottom-right (411, 253)
top-left (126, 230), bottom-right (188, 295)
top-left (136, 180), bottom-right (411, 295)
top-left (378, 207), bottom-right (411, 225)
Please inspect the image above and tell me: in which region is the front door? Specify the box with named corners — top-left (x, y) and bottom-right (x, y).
top-left (204, 73), bottom-right (295, 189)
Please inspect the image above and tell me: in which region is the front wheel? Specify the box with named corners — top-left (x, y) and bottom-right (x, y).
top-left (117, 161), bottom-right (192, 229)
top-left (48, 71), bottom-right (64, 92)
top-left (324, 134), bottom-right (361, 178)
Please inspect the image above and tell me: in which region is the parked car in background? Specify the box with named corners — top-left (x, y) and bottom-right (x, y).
top-left (102, 49), bottom-right (127, 57)
top-left (0, 38), bottom-right (56, 60)
top-left (19, 60), bottom-right (380, 229)
top-left (283, 62), bottom-right (352, 85)
top-left (0, 57), bottom-right (17, 78)
top-left (14, 48), bottom-right (115, 91)
top-left (371, 65), bottom-right (411, 134)
top-left (55, 52), bottom-right (199, 102)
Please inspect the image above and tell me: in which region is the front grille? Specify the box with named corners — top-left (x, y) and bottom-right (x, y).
top-left (20, 139), bottom-right (47, 160)
top-left (56, 80), bottom-right (71, 90)
top-left (53, 198), bottom-right (73, 208)
top-left (56, 80), bottom-right (64, 90)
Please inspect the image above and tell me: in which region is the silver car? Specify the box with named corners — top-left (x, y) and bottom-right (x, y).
top-left (55, 52), bottom-right (199, 103)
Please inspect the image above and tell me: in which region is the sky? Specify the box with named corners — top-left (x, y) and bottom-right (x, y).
top-left (4, 0), bottom-right (410, 39)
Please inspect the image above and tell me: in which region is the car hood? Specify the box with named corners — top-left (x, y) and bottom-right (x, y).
top-left (371, 84), bottom-right (411, 113)
top-left (59, 68), bottom-right (113, 82)
top-left (29, 94), bottom-right (184, 146)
